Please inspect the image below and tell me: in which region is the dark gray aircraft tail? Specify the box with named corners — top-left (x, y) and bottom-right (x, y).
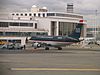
top-left (68, 23), bottom-right (83, 39)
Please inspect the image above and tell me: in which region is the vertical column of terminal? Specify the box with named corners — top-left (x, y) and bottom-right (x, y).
top-left (56, 21), bottom-right (59, 36)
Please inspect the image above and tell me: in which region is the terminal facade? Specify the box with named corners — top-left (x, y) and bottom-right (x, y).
top-left (0, 5), bottom-right (84, 45)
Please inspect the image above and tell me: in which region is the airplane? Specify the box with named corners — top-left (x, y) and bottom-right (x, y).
top-left (29, 22), bottom-right (84, 50)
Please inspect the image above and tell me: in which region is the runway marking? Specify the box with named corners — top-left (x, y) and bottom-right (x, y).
top-left (11, 68), bottom-right (100, 71)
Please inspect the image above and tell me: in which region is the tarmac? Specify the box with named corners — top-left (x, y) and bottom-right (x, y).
top-left (0, 45), bottom-right (100, 75)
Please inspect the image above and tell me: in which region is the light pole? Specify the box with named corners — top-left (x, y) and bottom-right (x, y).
top-left (94, 10), bottom-right (97, 41)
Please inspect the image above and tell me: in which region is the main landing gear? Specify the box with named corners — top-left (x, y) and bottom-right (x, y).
top-left (58, 47), bottom-right (62, 50)
top-left (45, 47), bottom-right (62, 50)
top-left (45, 47), bottom-right (49, 50)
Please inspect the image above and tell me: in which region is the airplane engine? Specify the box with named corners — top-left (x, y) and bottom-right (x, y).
top-left (32, 42), bottom-right (41, 48)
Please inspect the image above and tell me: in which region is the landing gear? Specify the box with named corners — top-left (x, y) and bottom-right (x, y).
top-left (34, 47), bottom-right (37, 49)
top-left (58, 47), bottom-right (62, 50)
top-left (45, 47), bottom-right (49, 50)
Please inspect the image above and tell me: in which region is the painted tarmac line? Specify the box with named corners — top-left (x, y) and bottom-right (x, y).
top-left (11, 68), bottom-right (100, 71)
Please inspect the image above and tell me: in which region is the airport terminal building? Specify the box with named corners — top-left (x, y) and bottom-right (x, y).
top-left (0, 5), bottom-right (84, 45)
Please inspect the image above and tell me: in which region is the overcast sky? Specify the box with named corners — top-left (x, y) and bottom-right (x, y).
top-left (0, 0), bottom-right (100, 13)
top-left (0, 0), bottom-right (100, 25)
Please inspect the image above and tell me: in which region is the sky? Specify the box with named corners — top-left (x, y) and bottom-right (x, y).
top-left (0, 0), bottom-right (100, 25)
top-left (0, 0), bottom-right (100, 13)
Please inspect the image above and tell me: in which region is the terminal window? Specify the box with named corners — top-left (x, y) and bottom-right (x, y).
top-left (12, 13), bottom-right (14, 15)
top-left (38, 13), bottom-right (40, 17)
top-left (0, 22), bottom-right (9, 27)
top-left (20, 14), bottom-right (23, 16)
top-left (43, 13), bottom-right (45, 17)
top-left (29, 13), bottom-right (32, 16)
top-left (35, 23), bottom-right (37, 29)
top-left (25, 13), bottom-right (27, 16)
top-left (34, 13), bottom-right (36, 17)
top-left (47, 13), bottom-right (55, 16)
top-left (16, 14), bottom-right (19, 16)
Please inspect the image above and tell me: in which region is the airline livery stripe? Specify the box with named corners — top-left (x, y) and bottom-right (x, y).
top-left (30, 40), bottom-right (74, 44)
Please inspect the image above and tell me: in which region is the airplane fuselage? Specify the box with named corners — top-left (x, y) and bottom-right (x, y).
top-left (29, 23), bottom-right (83, 50)
top-left (29, 36), bottom-right (80, 47)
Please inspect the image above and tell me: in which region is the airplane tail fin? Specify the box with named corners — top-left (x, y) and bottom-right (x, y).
top-left (68, 23), bottom-right (84, 39)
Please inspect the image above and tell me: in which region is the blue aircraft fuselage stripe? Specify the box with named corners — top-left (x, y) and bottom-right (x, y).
top-left (30, 37), bottom-right (79, 42)
top-left (30, 40), bottom-right (77, 44)
top-left (31, 39), bottom-right (78, 42)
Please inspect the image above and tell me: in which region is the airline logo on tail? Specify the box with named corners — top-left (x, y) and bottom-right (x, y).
top-left (76, 28), bottom-right (81, 33)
